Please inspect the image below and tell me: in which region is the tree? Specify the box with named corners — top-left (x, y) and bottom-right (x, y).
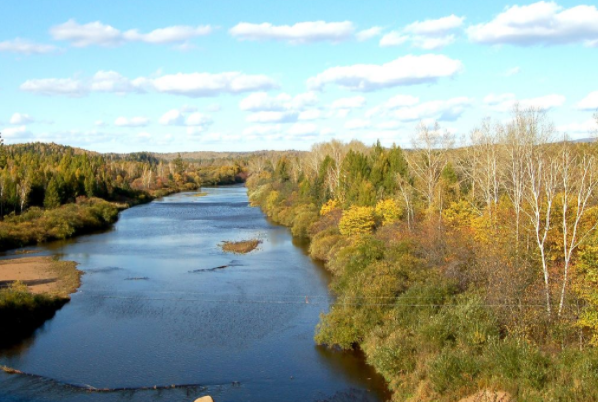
top-left (339, 206), bottom-right (375, 236)
top-left (406, 121), bottom-right (452, 213)
top-left (44, 177), bottom-right (61, 209)
top-left (17, 177), bottom-right (31, 213)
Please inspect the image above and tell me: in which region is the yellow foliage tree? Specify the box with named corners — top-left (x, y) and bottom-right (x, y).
top-left (375, 199), bottom-right (402, 225)
top-left (339, 206), bottom-right (375, 236)
top-left (320, 199), bottom-right (340, 216)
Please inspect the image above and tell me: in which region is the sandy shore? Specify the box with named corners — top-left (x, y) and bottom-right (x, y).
top-left (0, 256), bottom-right (81, 296)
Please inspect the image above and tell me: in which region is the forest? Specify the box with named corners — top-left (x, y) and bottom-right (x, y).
top-left (0, 140), bottom-right (246, 250)
top-left (246, 108), bottom-right (598, 401)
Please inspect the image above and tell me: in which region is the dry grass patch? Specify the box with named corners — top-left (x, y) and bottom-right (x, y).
top-left (221, 239), bottom-right (261, 254)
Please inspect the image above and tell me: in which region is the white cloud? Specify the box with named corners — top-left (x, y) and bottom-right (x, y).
top-left (365, 95), bottom-right (421, 118)
top-left (379, 32), bottom-right (408, 47)
top-left (91, 71), bottom-right (145, 94)
top-left (240, 92), bottom-right (292, 111)
top-left (95, 120), bottom-right (107, 127)
top-left (114, 116), bottom-right (149, 127)
top-left (137, 132), bottom-right (152, 138)
top-left (186, 112), bottom-right (212, 127)
top-left (159, 109), bottom-right (213, 129)
top-left (159, 109), bottom-right (185, 125)
top-left (404, 15), bottom-right (465, 35)
top-left (467, 2), bottom-right (598, 46)
top-left (484, 93), bottom-right (566, 112)
top-left (246, 111), bottom-right (298, 123)
top-left (51, 20), bottom-right (123, 47)
top-left (577, 91), bottom-right (598, 110)
top-left (356, 27), bottom-right (382, 41)
top-left (557, 119), bottom-right (598, 136)
top-left (0, 38), bottom-right (58, 54)
top-left (240, 91), bottom-right (318, 123)
top-left (21, 71), bottom-right (278, 98)
top-left (330, 96), bottom-right (366, 109)
top-left (50, 19), bottom-right (212, 47)
top-left (150, 72), bottom-right (278, 97)
top-left (229, 21), bottom-right (355, 43)
top-left (298, 109), bottom-right (322, 120)
top-left (10, 113), bottom-right (34, 124)
top-left (242, 124), bottom-right (282, 137)
top-left (385, 94), bottom-right (420, 108)
top-left (123, 26), bottom-right (212, 44)
top-left (376, 121), bottom-right (403, 130)
top-left (20, 78), bottom-right (88, 97)
top-left (345, 119), bottom-right (371, 130)
top-left (1, 125), bottom-right (31, 139)
top-left (308, 54), bottom-right (463, 92)
top-left (379, 15), bottom-right (464, 49)
top-left (392, 97), bottom-right (472, 122)
top-left (411, 35), bottom-right (456, 49)
top-left (287, 122), bottom-right (322, 136)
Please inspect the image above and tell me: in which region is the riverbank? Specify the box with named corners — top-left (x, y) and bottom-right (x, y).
top-left (0, 256), bottom-right (81, 346)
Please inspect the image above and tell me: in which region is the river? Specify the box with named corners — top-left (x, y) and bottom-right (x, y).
top-left (0, 185), bottom-right (389, 402)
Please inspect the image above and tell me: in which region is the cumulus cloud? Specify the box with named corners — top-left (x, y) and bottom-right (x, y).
top-left (90, 71), bottom-right (145, 94)
top-left (240, 91), bottom-right (318, 123)
top-left (246, 111), bottom-right (298, 123)
top-left (392, 97), bottom-right (472, 122)
top-left (379, 32), bottom-right (408, 47)
top-left (20, 70), bottom-right (278, 97)
top-left (230, 21), bottom-right (354, 44)
top-left (356, 27), bottom-right (383, 41)
top-left (10, 113), bottom-right (34, 124)
top-left (50, 19), bottom-right (212, 47)
top-left (307, 54), bottom-right (463, 92)
top-left (298, 109), bottom-right (322, 120)
top-left (114, 116), bottom-right (149, 127)
top-left (330, 96), bottom-right (366, 109)
top-left (467, 2), bottom-right (598, 46)
top-left (404, 15), bottom-right (465, 35)
top-left (159, 110), bottom-right (185, 125)
top-left (557, 119), bottom-right (598, 135)
top-left (345, 119), bottom-right (371, 130)
top-left (150, 72), bottom-right (278, 97)
top-left (159, 109), bottom-right (213, 129)
top-left (1, 125), bottom-right (32, 140)
top-left (577, 91), bottom-right (598, 110)
top-left (380, 15), bottom-right (464, 49)
top-left (484, 93), bottom-right (566, 112)
top-left (0, 38), bottom-right (58, 54)
top-left (20, 78), bottom-right (88, 97)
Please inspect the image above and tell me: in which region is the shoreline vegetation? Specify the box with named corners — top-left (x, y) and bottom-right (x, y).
top-left (0, 142), bottom-right (248, 252)
top-left (246, 109), bottom-right (598, 401)
top-left (0, 256), bottom-right (82, 346)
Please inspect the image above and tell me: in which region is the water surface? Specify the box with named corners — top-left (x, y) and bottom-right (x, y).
top-left (0, 186), bottom-right (388, 402)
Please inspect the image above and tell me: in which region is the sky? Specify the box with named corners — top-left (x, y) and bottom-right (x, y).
top-left (1, 0), bottom-right (598, 153)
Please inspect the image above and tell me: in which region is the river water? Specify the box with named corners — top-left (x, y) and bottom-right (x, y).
top-left (0, 186), bottom-right (389, 402)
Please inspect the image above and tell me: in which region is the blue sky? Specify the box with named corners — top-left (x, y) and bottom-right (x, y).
top-left (1, 0), bottom-right (597, 153)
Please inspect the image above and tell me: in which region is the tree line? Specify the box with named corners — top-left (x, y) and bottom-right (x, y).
top-left (246, 108), bottom-right (598, 401)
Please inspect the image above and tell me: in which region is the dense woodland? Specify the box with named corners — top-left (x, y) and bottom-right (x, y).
top-left (0, 140), bottom-right (246, 250)
top-left (247, 108), bottom-right (598, 401)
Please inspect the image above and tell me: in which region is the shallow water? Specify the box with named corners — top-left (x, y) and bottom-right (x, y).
top-left (0, 186), bottom-right (389, 402)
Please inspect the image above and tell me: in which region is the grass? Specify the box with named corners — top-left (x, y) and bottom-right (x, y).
top-left (192, 192), bottom-right (209, 197)
top-left (221, 239), bottom-right (261, 254)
